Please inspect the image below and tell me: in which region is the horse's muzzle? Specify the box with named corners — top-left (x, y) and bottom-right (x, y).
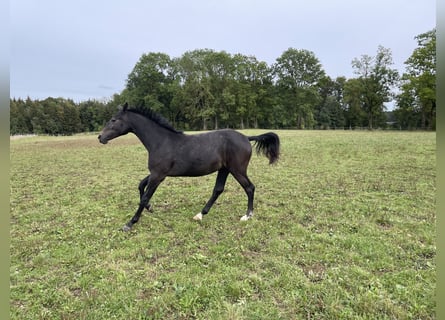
top-left (98, 135), bottom-right (108, 144)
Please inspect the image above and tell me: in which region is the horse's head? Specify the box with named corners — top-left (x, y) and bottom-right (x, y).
top-left (98, 103), bottom-right (132, 144)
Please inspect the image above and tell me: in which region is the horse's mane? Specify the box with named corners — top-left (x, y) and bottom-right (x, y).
top-left (127, 106), bottom-right (183, 134)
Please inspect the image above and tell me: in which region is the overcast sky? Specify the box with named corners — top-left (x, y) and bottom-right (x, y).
top-left (10, 0), bottom-right (435, 103)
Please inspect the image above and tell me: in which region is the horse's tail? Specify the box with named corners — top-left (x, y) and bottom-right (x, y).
top-left (248, 132), bottom-right (280, 165)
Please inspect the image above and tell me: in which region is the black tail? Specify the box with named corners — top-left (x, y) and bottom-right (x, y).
top-left (248, 132), bottom-right (280, 164)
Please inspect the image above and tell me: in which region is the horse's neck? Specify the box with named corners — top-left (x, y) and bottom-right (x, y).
top-left (130, 114), bottom-right (176, 152)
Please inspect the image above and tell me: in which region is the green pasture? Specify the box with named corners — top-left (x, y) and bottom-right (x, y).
top-left (10, 130), bottom-right (436, 319)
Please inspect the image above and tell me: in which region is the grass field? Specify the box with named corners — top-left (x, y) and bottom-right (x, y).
top-left (10, 130), bottom-right (436, 319)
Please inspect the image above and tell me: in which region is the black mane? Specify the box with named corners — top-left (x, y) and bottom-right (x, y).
top-left (127, 106), bottom-right (183, 134)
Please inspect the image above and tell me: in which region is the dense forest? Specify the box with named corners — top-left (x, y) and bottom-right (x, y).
top-left (10, 29), bottom-right (435, 135)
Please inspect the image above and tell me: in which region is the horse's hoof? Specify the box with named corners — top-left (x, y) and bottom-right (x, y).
top-left (240, 215), bottom-right (251, 221)
top-left (145, 204), bottom-right (153, 212)
top-left (122, 224), bottom-right (132, 232)
top-left (193, 213), bottom-right (203, 221)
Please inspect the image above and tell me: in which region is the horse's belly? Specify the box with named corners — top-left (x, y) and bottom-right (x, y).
top-left (168, 155), bottom-right (222, 177)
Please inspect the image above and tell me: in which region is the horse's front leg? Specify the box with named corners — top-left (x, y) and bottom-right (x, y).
top-left (123, 176), bottom-right (163, 231)
top-left (139, 175), bottom-right (152, 212)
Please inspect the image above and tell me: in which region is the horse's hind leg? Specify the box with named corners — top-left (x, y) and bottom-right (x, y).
top-left (194, 168), bottom-right (229, 221)
top-left (231, 172), bottom-right (255, 221)
top-left (139, 175), bottom-right (152, 212)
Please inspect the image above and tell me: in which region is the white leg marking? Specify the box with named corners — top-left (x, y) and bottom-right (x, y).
top-left (193, 212), bottom-right (203, 221)
top-left (240, 211), bottom-right (253, 221)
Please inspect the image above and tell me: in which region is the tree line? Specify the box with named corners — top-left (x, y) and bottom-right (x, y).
top-left (10, 29), bottom-right (435, 135)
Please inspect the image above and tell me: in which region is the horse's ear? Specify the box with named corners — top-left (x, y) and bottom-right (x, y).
top-left (123, 102), bottom-right (128, 111)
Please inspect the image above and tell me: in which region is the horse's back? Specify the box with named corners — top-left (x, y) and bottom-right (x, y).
top-left (196, 129), bottom-right (251, 152)
top-left (192, 128), bottom-right (251, 160)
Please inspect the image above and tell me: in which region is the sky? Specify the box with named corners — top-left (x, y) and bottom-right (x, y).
top-left (10, 0), bottom-right (436, 103)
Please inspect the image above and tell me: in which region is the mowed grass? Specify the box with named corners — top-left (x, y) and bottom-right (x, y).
top-left (10, 130), bottom-right (435, 319)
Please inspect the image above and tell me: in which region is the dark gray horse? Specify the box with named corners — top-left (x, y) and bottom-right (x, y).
top-left (98, 103), bottom-right (280, 231)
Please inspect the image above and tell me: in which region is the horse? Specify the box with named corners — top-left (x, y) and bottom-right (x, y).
top-left (98, 103), bottom-right (280, 231)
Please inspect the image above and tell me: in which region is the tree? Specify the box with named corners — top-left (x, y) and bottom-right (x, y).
top-left (10, 98), bottom-right (32, 134)
top-left (352, 46), bottom-right (399, 129)
top-left (273, 48), bottom-right (325, 129)
top-left (205, 50), bottom-right (234, 129)
top-left (343, 78), bottom-right (367, 128)
top-left (231, 54), bottom-right (273, 129)
top-left (396, 29), bottom-right (436, 129)
top-left (60, 99), bottom-right (81, 134)
top-left (126, 52), bottom-right (176, 111)
top-left (315, 76), bottom-right (346, 129)
top-left (78, 99), bottom-right (109, 132)
top-left (13, 44), bottom-right (433, 134)
top-left (249, 59), bottom-right (275, 128)
top-left (174, 49), bottom-right (217, 130)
